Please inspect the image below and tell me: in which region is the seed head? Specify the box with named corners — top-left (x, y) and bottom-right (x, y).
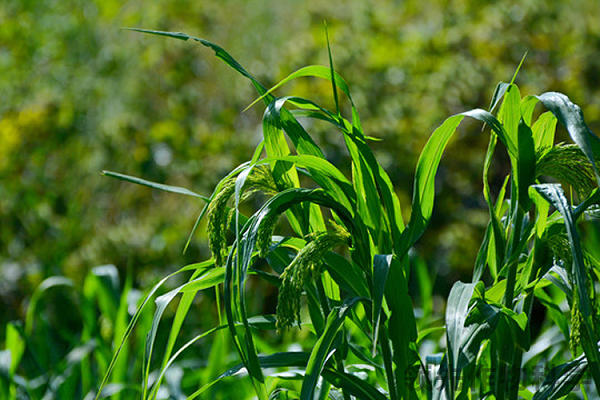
top-left (276, 228), bottom-right (350, 333)
top-left (570, 292), bottom-right (582, 354)
top-left (207, 165), bottom-right (278, 267)
top-left (536, 143), bottom-right (597, 199)
top-left (207, 178), bottom-right (236, 267)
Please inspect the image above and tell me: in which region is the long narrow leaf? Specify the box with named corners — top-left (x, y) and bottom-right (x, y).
top-left (301, 297), bottom-right (363, 400)
top-left (372, 255), bottom-right (392, 355)
top-left (126, 29), bottom-right (273, 101)
top-left (400, 109), bottom-right (512, 258)
top-left (102, 171), bottom-right (209, 201)
top-left (244, 66), bottom-right (355, 113)
top-left (533, 184), bottom-right (600, 389)
top-left (321, 369), bottom-right (387, 400)
top-left (445, 281), bottom-right (477, 396)
top-left (532, 355), bottom-right (588, 400)
top-left (536, 92), bottom-right (600, 184)
top-left (187, 351), bottom-right (312, 400)
top-left (95, 261), bottom-right (213, 399)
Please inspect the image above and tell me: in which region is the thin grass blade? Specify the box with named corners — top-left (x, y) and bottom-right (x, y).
top-left (102, 171), bottom-right (209, 201)
top-left (94, 261), bottom-right (213, 399)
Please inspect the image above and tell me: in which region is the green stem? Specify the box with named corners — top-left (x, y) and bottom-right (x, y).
top-left (503, 207), bottom-right (524, 309)
top-left (495, 206), bottom-right (524, 399)
top-left (491, 339), bottom-right (505, 400)
top-left (380, 326), bottom-right (399, 400)
top-left (507, 237), bottom-right (544, 399)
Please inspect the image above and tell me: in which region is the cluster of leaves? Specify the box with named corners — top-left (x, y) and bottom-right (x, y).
top-left (4, 1), bottom-right (600, 398)
top-left (4, 0), bottom-right (600, 332)
top-left (0, 265), bottom-right (152, 399)
top-left (59, 30), bottom-right (600, 399)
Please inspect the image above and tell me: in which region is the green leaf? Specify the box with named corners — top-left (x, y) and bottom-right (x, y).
top-left (342, 125), bottom-right (384, 243)
top-left (533, 183), bottom-right (600, 389)
top-left (258, 154), bottom-right (355, 212)
top-left (126, 29), bottom-right (273, 102)
top-left (529, 188), bottom-right (550, 239)
top-left (325, 24), bottom-right (341, 118)
top-left (301, 297), bottom-right (363, 400)
top-left (488, 82), bottom-right (511, 113)
top-left (517, 119), bottom-right (536, 208)
top-left (445, 281), bottom-right (501, 395)
top-left (322, 252), bottom-right (369, 299)
top-left (143, 266), bottom-right (226, 398)
top-left (400, 108), bottom-right (514, 258)
top-left (262, 99), bottom-right (318, 235)
top-left (321, 369), bottom-right (387, 400)
top-left (264, 97), bottom-right (326, 159)
top-left (534, 286), bottom-right (571, 341)
top-left (399, 114), bottom-right (464, 256)
top-left (498, 84), bottom-right (521, 158)
top-left (244, 65), bottom-right (354, 113)
top-left (188, 351), bottom-right (312, 400)
top-left (5, 323), bottom-right (25, 376)
top-left (536, 92), bottom-right (600, 184)
top-left (372, 254), bottom-right (392, 355)
top-left (102, 171), bottom-right (209, 201)
top-left (270, 389), bottom-right (301, 399)
top-left (473, 221), bottom-right (493, 282)
top-left (532, 111), bottom-right (558, 153)
top-left (444, 281), bottom-right (477, 396)
top-left (499, 306), bottom-right (529, 350)
top-left (532, 355), bottom-right (588, 400)
top-left (573, 188), bottom-right (600, 220)
top-left (25, 276), bottom-right (74, 336)
top-left (520, 95), bottom-right (539, 126)
top-left (480, 133), bottom-right (506, 281)
top-left (95, 261), bottom-right (212, 399)
top-left (384, 255), bottom-right (417, 399)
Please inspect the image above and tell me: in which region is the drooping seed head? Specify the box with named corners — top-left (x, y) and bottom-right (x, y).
top-left (207, 165), bottom-right (279, 266)
top-left (207, 178), bottom-right (236, 267)
top-left (570, 292), bottom-right (582, 354)
top-left (257, 211), bottom-right (281, 258)
top-left (276, 228), bottom-right (350, 333)
top-left (536, 143), bottom-right (597, 199)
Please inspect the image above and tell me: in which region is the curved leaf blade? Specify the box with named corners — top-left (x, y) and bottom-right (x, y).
top-left (537, 92), bottom-right (600, 184)
top-left (533, 184), bottom-right (600, 389)
top-left (102, 171), bottom-right (209, 201)
top-left (532, 355), bottom-right (588, 400)
top-left (372, 255), bottom-right (392, 355)
top-left (321, 369), bottom-right (387, 400)
top-left (301, 297), bottom-right (363, 400)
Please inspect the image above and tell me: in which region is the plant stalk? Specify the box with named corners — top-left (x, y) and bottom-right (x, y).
top-left (315, 277), bottom-right (351, 400)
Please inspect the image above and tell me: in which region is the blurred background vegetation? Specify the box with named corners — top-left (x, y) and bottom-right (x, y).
top-left (2, 0), bottom-right (600, 351)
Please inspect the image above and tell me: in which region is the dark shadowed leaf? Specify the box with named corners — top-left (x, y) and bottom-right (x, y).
top-left (532, 355), bottom-right (587, 400)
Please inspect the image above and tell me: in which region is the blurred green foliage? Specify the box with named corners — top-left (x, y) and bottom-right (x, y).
top-left (2, 0), bottom-right (600, 328)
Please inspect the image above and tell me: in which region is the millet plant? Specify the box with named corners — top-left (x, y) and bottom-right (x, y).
top-left (93, 29), bottom-right (600, 399)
